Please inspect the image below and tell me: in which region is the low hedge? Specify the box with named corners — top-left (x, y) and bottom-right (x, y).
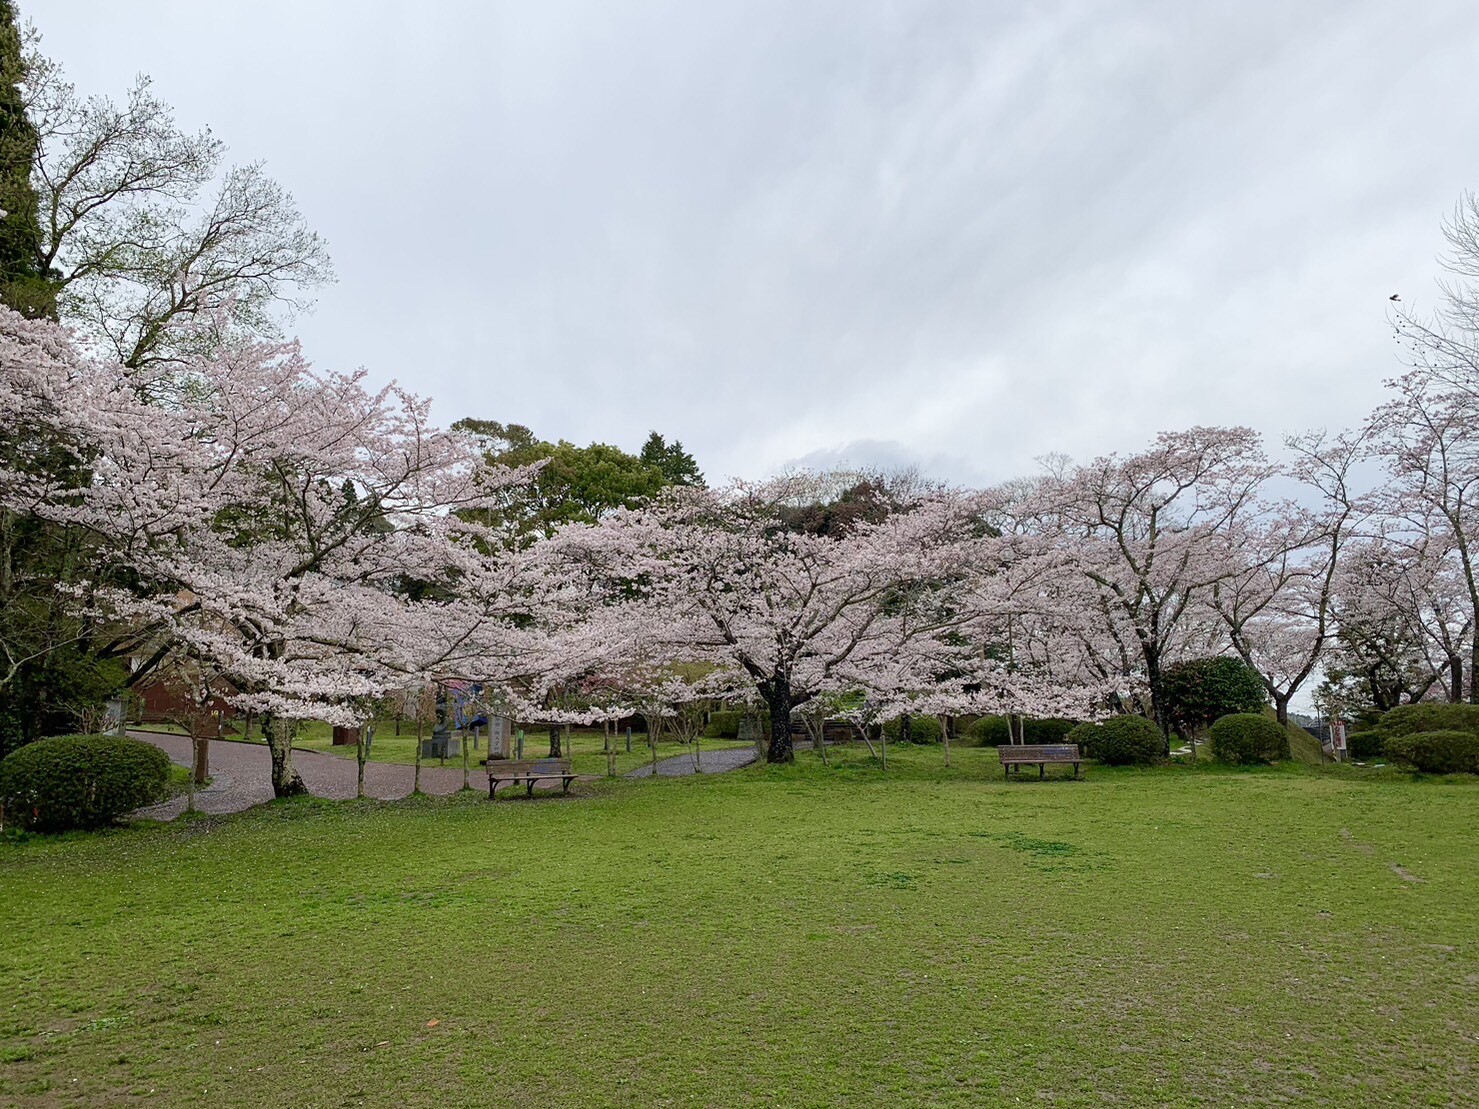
top-left (1347, 730), bottom-right (1384, 760)
top-left (704, 710), bottom-right (744, 739)
top-left (1384, 730), bottom-right (1479, 775)
top-left (882, 715), bottom-right (944, 744)
top-left (1209, 713), bottom-right (1290, 765)
top-left (1066, 715), bottom-right (1162, 765)
top-left (0, 734), bottom-right (171, 832)
top-left (965, 716), bottom-right (1079, 747)
top-left (1374, 702), bottom-right (1479, 739)
top-left (966, 716), bottom-right (1010, 746)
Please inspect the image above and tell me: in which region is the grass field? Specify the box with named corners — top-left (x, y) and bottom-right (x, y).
top-left (1, 745), bottom-right (1474, 1106)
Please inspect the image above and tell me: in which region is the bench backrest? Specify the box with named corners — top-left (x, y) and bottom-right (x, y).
top-left (997, 744), bottom-right (1081, 761)
top-left (488, 757), bottom-right (573, 776)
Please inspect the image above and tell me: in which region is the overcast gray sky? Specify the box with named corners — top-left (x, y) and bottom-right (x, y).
top-left (32, 0), bottom-right (1479, 485)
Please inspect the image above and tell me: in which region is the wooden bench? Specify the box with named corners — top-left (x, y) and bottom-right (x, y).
top-left (997, 743), bottom-right (1083, 780)
top-left (486, 757), bottom-right (581, 799)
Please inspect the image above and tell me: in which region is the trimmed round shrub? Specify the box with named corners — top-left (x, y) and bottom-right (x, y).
top-left (0, 734), bottom-right (171, 832)
top-left (1346, 731), bottom-right (1384, 760)
top-left (1374, 702), bottom-right (1479, 739)
top-left (1070, 715), bottom-right (1162, 765)
top-left (882, 715), bottom-right (943, 744)
top-left (1209, 713), bottom-right (1290, 765)
top-left (704, 710), bottom-right (744, 739)
top-left (1064, 721), bottom-right (1099, 755)
top-left (1384, 730), bottom-right (1479, 775)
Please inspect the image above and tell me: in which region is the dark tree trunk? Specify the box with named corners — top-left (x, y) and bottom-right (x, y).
top-left (1273, 693), bottom-right (1290, 727)
top-left (263, 714), bottom-right (306, 798)
top-left (548, 725), bottom-right (561, 758)
top-left (761, 674), bottom-right (793, 763)
top-left (1145, 649), bottom-right (1171, 756)
top-left (1471, 601), bottom-right (1479, 705)
top-left (900, 712), bottom-right (913, 745)
top-left (1457, 651), bottom-right (1470, 704)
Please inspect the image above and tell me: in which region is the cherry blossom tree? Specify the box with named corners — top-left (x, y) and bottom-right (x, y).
top-left (1008, 427), bottom-right (1273, 739)
top-left (1371, 363), bottom-right (1479, 703)
top-left (552, 474), bottom-right (989, 763)
top-left (0, 308), bottom-right (535, 795)
top-left (1371, 189), bottom-right (1479, 703)
top-left (1210, 431), bottom-right (1367, 724)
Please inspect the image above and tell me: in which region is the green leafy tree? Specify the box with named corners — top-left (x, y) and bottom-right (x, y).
top-left (453, 419), bottom-right (668, 542)
top-left (1161, 656), bottom-right (1266, 737)
top-left (0, 1), bottom-right (52, 317)
top-left (639, 431), bottom-right (705, 487)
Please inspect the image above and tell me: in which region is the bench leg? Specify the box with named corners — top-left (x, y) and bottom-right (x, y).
top-left (1074, 762), bottom-right (1080, 779)
top-left (489, 779), bottom-right (498, 800)
top-left (562, 776), bottom-right (572, 794)
top-left (1039, 763), bottom-right (1045, 780)
top-left (1004, 763), bottom-right (1009, 780)
top-left (526, 780), bottom-right (535, 798)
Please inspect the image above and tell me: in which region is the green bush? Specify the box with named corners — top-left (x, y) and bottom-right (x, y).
top-left (966, 715), bottom-right (1010, 746)
top-left (882, 715), bottom-right (943, 744)
top-left (1024, 718), bottom-right (1077, 744)
top-left (966, 716), bottom-right (1077, 746)
top-left (1162, 657), bottom-right (1266, 733)
top-left (1067, 715), bottom-right (1162, 765)
top-left (1347, 731), bottom-right (1384, 760)
top-left (1374, 702), bottom-right (1479, 739)
top-left (1384, 730), bottom-right (1479, 774)
top-left (1209, 713), bottom-right (1290, 765)
top-left (704, 710), bottom-right (744, 738)
top-left (0, 734), bottom-right (171, 832)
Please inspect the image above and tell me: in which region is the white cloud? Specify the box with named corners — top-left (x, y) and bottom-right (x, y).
top-left (34, 0), bottom-right (1479, 485)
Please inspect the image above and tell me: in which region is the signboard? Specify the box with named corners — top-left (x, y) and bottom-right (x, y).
top-left (1331, 720), bottom-right (1347, 752)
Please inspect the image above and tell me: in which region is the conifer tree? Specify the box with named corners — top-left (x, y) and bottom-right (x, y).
top-left (0, 1), bottom-right (52, 318)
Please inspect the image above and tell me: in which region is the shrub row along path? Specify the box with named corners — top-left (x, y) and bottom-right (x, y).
top-left (130, 731), bottom-right (755, 820)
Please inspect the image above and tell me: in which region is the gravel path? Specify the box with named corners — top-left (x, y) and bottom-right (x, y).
top-left (131, 732), bottom-right (509, 820)
top-left (625, 744), bottom-right (759, 778)
top-left (131, 731), bottom-right (759, 820)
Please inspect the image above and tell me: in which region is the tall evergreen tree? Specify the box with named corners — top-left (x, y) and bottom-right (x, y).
top-left (639, 432), bottom-right (705, 488)
top-left (0, 0), bottom-right (53, 318)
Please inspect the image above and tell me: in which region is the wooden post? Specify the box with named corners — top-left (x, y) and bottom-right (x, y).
top-left (185, 726), bottom-right (198, 813)
top-left (607, 747), bottom-right (617, 778)
top-left (625, 725), bottom-right (632, 754)
top-left (435, 687), bottom-right (449, 767)
top-left (356, 725), bottom-right (367, 799)
top-left (414, 694), bottom-right (425, 794)
top-left (516, 728), bottom-right (525, 760)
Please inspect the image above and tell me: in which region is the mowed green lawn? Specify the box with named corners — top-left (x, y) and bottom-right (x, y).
top-left (1, 746), bottom-right (1474, 1107)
